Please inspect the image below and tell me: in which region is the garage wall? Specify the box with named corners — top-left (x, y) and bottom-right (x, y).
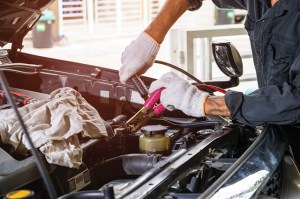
top-left (55, 0), bottom-right (165, 37)
top-left (51, 0), bottom-right (216, 37)
top-left (58, 0), bottom-right (88, 34)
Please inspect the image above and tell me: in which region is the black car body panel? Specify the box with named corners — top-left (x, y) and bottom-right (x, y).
top-left (0, 0), bottom-right (54, 45)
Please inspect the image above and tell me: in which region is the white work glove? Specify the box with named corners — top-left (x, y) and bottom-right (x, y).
top-left (149, 72), bottom-right (209, 117)
top-left (119, 32), bottom-right (160, 83)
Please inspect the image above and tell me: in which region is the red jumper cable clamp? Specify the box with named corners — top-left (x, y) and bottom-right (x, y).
top-left (125, 88), bottom-right (166, 132)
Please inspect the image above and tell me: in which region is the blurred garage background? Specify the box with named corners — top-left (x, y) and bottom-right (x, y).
top-left (22, 0), bottom-right (256, 92)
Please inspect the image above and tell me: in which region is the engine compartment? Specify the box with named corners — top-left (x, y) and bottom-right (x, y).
top-left (0, 50), bottom-right (284, 199)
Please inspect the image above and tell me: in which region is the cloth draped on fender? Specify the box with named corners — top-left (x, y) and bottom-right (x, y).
top-left (0, 87), bottom-right (109, 168)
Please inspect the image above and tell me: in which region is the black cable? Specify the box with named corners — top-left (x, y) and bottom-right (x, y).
top-left (154, 60), bottom-right (204, 84)
top-left (0, 71), bottom-right (57, 199)
top-left (58, 191), bottom-right (104, 199)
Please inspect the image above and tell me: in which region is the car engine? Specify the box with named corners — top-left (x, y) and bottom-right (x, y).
top-left (0, 47), bottom-right (286, 199)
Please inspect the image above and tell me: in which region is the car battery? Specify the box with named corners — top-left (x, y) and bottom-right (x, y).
top-left (52, 164), bottom-right (91, 194)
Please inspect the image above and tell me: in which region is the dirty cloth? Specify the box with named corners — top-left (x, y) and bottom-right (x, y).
top-left (0, 87), bottom-right (108, 168)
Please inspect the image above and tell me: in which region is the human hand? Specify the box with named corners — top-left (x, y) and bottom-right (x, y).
top-left (119, 32), bottom-right (160, 83)
top-left (149, 72), bottom-right (209, 117)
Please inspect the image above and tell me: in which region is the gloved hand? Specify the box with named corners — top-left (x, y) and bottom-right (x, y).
top-left (149, 72), bottom-right (209, 117)
top-left (119, 32), bottom-right (160, 83)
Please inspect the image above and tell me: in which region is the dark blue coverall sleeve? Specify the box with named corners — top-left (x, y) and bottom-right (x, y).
top-left (225, 52), bottom-right (300, 126)
top-left (187, 0), bottom-right (300, 126)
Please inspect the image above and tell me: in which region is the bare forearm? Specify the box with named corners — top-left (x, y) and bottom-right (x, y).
top-left (204, 96), bottom-right (230, 117)
top-left (144, 0), bottom-right (189, 44)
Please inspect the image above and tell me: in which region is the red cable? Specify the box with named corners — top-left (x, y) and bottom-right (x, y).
top-left (196, 84), bottom-right (227, 94)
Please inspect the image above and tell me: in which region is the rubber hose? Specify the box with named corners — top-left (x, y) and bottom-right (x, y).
top-left (102, 154), bottom-right (161, 175)
top-left (92, 154), bottom-right (161, 186)
top-left (122, 154), bottom-right (161, 175)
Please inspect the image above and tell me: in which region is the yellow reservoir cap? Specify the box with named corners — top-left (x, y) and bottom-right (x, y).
top-left (5, 190), bottom-right (34, 199)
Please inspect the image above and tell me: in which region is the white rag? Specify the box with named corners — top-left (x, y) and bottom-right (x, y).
top-left (0, 87), bottom-right (108, 168)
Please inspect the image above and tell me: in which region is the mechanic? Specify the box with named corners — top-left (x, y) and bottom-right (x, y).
top-left (119, 0), bottom-right (300, 164)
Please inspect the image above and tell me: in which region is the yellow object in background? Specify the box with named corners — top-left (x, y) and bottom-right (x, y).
top-left (5, 190), bottom-right (34, 199)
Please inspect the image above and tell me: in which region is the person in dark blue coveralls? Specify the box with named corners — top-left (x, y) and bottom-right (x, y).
top-left (119, 0), bottom-right (300, 164)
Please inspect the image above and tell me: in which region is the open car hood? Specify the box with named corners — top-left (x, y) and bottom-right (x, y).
top-left (0, 0), bottom-right (54, 47)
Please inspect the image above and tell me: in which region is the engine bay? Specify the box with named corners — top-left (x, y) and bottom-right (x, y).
top-left (0, 49), bottom-right (286, 199)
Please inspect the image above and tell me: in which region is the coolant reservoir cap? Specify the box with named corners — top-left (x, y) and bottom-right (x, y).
top-left (141, 125), bottom-right (168, 136)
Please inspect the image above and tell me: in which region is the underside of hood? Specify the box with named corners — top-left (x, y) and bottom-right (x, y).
top-left (0, 0), bottom-right (54, 47)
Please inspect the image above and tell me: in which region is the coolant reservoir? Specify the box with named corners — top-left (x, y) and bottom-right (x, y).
top-left (139, 125), bottom-right (170, 155)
